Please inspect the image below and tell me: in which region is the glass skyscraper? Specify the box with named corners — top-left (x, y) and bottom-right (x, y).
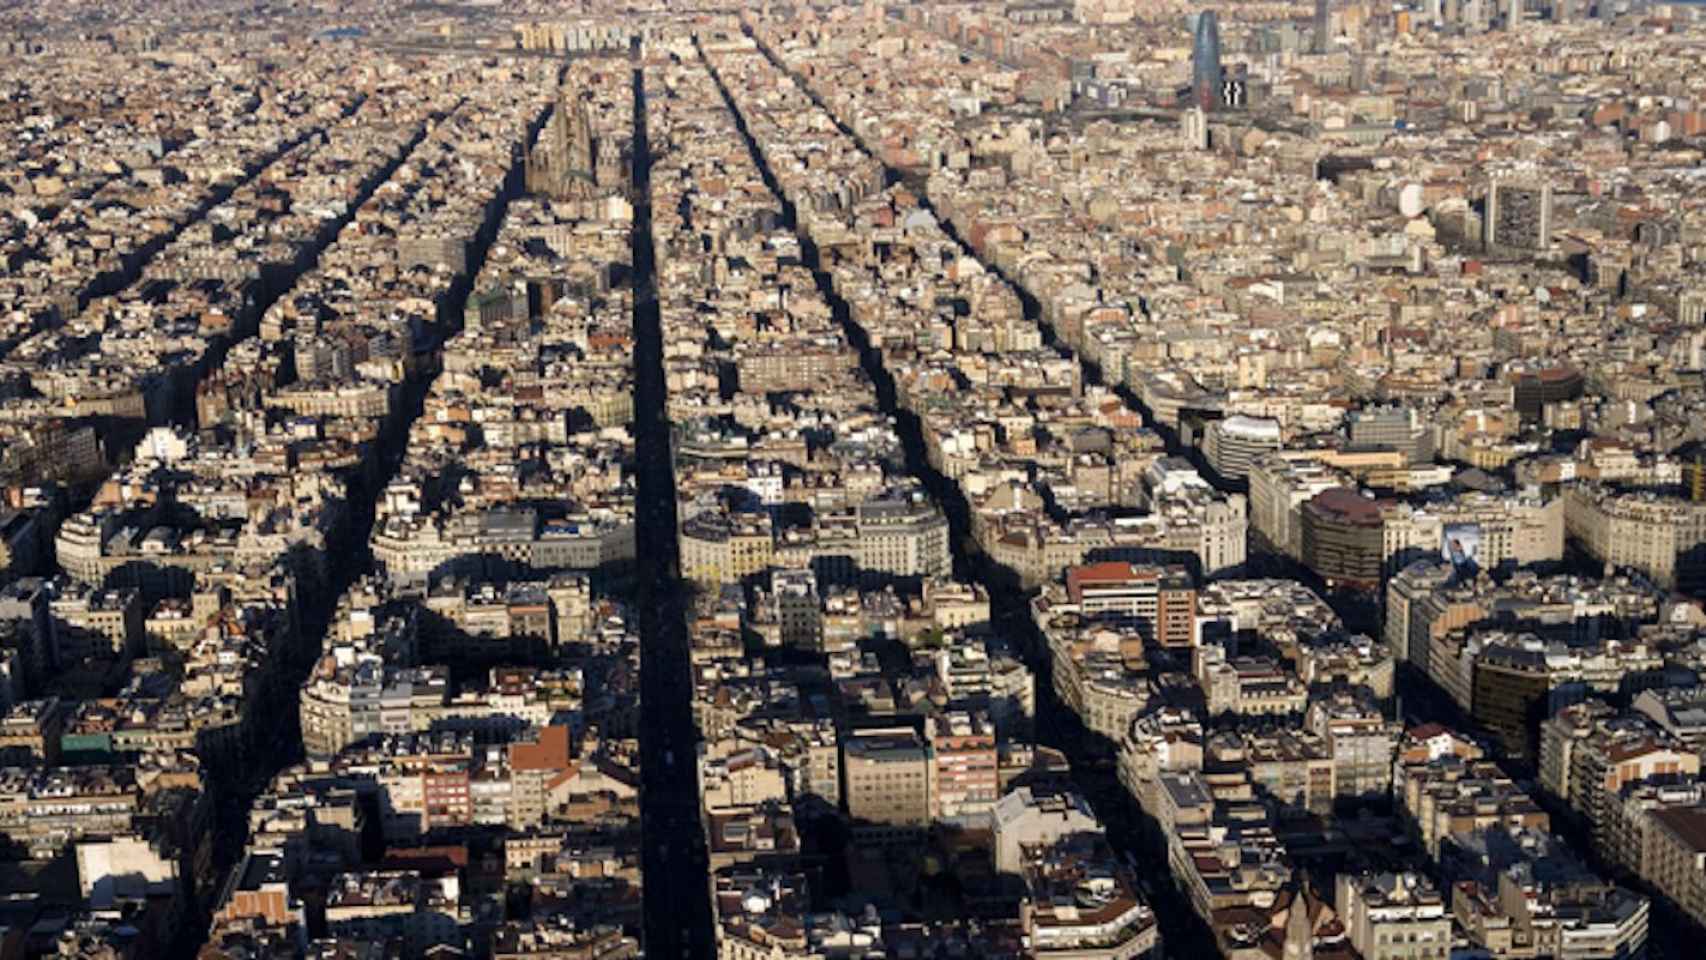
top-left (1192, 10), bottom-right (1223, 111)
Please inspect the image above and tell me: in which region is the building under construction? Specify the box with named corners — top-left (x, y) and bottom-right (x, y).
top-left (525, 87), bottom-right (626, 205)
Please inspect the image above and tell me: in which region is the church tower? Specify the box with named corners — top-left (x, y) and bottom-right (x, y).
top-left (526, 89), bottom-right (601, 200)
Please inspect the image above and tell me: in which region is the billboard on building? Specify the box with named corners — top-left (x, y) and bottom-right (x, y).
top-left (1442, 523), bottom-right (1482, 568)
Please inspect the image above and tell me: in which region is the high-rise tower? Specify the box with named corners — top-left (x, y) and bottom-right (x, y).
top-left (1182, 106), bottom-right (1209, 149)
top-left (1192, 11), bottom-right (1223, 111)
top-left (1485, 180), bottom-right (1553, 251)
top-left (1313, 0), bottom-right (1330, 52)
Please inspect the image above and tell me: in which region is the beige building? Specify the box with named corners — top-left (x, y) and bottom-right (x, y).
top-left (992, 785), bottom-right (1102, 874)
top-left (76, 834), bottom-right (179, 901)
top-left (1383, 492), bottom-right (1565, 572)
top-left (1336, 872), bottom-right (1451, 960)
top-left (1248, 453), bottom-right (1347, 559)
top-left (841, 726), bottom-right (932, 843)
top-left (1565, 485), bottom-right (1706, 590)
top-left (1116, 708), bottom-right (1203, 819)
top-left (1636, 806), bottom-right (1706, 931)
top-left (51, 585), bottom-right (144, 662)
top-left (679, 512), bottom-right (775, 586)
top-left (1540, 700), bottom-right (1701, 860)
top-left (1308, 693), bottom-right (1398, 802)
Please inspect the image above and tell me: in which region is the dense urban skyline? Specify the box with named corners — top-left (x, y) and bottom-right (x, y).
top-left (0, 1), bottom-right (1703, 959)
